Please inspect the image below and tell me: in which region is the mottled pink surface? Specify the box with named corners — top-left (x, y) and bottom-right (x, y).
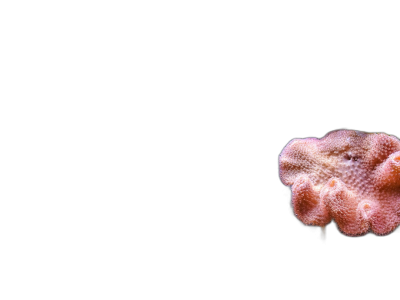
top-left (279, 129), bottom-right (400, 236)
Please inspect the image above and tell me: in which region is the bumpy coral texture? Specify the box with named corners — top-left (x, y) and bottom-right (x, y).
top-left (279, 130), bottom-right (400, 236)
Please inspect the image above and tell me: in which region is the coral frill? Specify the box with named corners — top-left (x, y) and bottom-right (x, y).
top-left (279, 129), bottom-right (400, 236)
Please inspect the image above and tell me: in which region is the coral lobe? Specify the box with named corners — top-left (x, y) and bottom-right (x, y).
top-left (279, 129), bottom-right (400, 236)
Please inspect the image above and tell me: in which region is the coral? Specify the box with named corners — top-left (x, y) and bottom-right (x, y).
top-left (279, 129), bottom-right (400, 236)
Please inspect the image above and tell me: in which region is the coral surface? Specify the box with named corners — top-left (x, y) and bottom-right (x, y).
top-left (279, 129), bottom-right (400, 236)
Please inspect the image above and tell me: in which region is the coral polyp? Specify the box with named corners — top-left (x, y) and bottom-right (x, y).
top-left (279, 129), bottom-right (400, 236)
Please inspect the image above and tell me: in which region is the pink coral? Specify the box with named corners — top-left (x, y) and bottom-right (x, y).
top-left (279, 129), bottom-right (400, 236)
